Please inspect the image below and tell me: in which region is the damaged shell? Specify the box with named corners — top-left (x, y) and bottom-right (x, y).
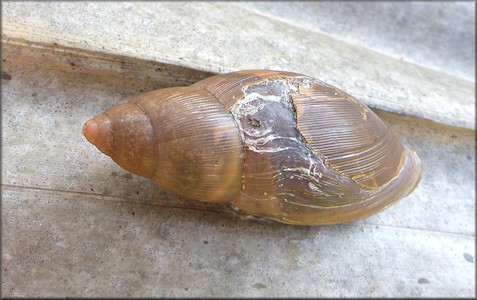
top-left (83, 70), bottom-right (422, 225)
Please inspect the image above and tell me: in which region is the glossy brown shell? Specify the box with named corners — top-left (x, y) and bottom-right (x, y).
top-left (83, 70), bottom-right (422, 225)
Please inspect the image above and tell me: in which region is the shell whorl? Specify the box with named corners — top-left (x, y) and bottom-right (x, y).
top-left (84, 86), bottom-right (245, 202)
top-left (194, 70), bottom-right (422, 224)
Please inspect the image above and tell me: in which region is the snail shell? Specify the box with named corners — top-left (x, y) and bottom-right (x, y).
top-left (83, 70), bottom-right (422, 225)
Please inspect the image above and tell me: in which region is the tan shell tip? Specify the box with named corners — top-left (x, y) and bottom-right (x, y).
top-left (82, 114), bottom-right (114, 157)
top-left (83, 118), bottom-right (98, 144)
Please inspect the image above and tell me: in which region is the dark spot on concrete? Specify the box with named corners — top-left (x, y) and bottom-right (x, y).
top-left (253, 283), bottom-right (267, 289)
top-left (111, 171), bottom-right (118, 177)
top-left (67, 59), bottom-right (76, 67)
top-left (451, 134), bottom-right (457, 138)
top-left (463, 252), bottom-right (474, 263)
top-left (31, 92), bottom-right (37, 97)
top-left (90, 188), bottom-right (94, 192)
top-left (203, 240), bottom-right (209, 244)
top-left (418, 278), bottom-right (430, 284)
top-left (2, 71), bottom-right (12, 80)
top-left (131, 211), bottom-right (135, 216)
top-left (123, 173), bottom-right (133, 179)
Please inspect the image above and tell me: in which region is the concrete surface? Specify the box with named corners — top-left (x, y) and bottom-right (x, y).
top-left (1, 2), bottom-right (474, 129)
top-left (1, 2), bottom-right (475, 298)
top-left (235, 2), bottom-right (475, 81)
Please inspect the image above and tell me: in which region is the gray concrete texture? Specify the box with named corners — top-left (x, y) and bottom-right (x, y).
top-left (237, 1), bottom-right (475, 81)
top-left (1, 2), bottom-right (475, 298)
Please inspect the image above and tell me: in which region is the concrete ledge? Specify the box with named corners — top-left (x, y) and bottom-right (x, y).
top-left (2, 2), bottom-right (475, 129)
